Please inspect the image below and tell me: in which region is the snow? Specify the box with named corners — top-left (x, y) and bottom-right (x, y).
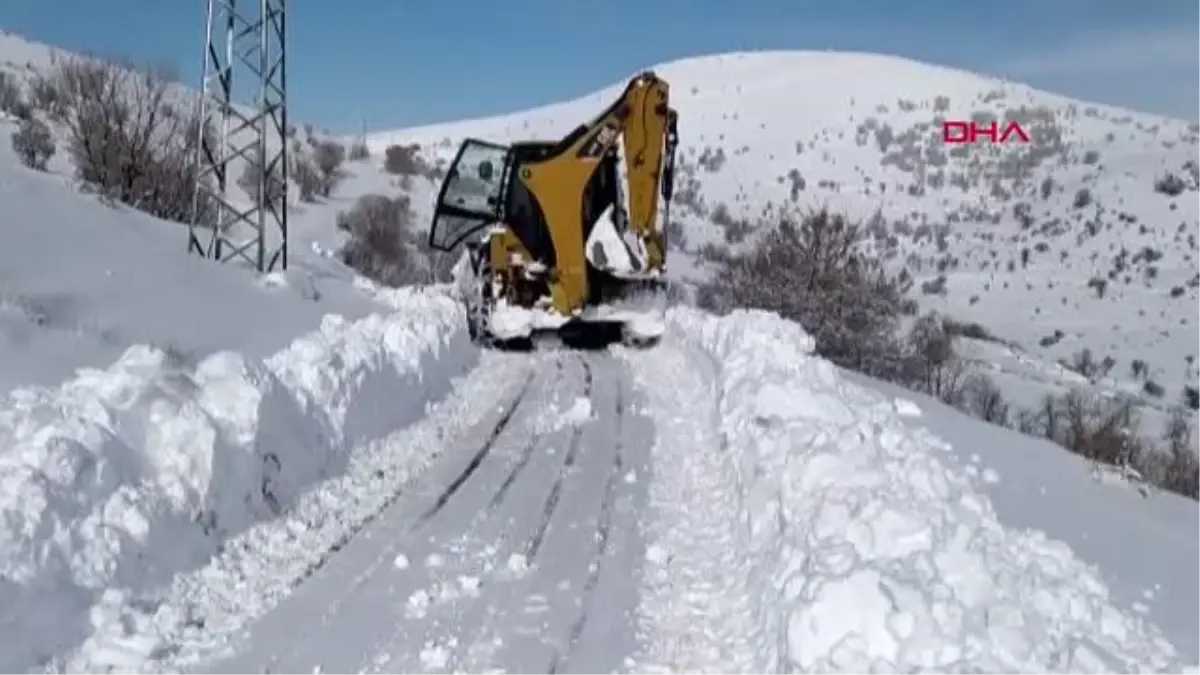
top-left (0, 286), bottom-right (477, 672)
top-left (486, 298), bottom-right (545, 339)
top-left (847, 368), bottom-right (1200, 660)
top-left (621, 306), bottom-right (1195, 672)
top-left (0, 131), bottom-right (386, 392)
top-left (0, 31), bottom-right (1195, 673)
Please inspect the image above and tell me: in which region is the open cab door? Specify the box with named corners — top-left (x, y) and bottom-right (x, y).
top-left (428, 138), bottom-right (514, 252)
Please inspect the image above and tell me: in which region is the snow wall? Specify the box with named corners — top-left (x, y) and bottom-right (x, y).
top-left (632, 306), bottom-right (1188, 673)
top-left (0, 286), bottom-right (475, 672)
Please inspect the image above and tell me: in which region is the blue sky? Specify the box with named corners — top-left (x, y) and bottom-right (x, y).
top-left (1, 0), bottom-right (1195, 133)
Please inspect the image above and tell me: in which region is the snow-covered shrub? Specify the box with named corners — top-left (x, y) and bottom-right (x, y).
top-left (0, 71), bottom-right (26, 117)
top-left (1184, 385), bottom-right (1199, 410)
top-left (1154, 172), bottom-right (1188, 196)
top-left (383, 142), bottom-right (423, 175)
top-left (238, 152), bottom-right (286, 209)
top-left (337, 193), bottom-right (432, 287)
top-left (289, 149), bottom-right (321, 202)
top-left (311, 139), bottom-right (345, 196)
top-left (10, 117), bottom-right (55, 171)
top-left (697, 208), bottom-right (913, 378)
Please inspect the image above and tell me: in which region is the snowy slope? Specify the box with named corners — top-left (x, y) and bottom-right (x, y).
top-left (0, 32), bottom-right (451, 393)
top-left (843, 369), bottom-right (1200, 661)
top-left (369, 50), bottom-right (1200, 421)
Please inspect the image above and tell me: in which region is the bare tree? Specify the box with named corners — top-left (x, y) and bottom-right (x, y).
top-left (962, 374), bottom-right (1009, 424)
top-left (1057, 391), bottom-right (1142, 467)
top-left (1158, 406), bottom-right (1198, 498)
top-left (906, 313), bottom-right (956, 395)
top-left (44, 55), bottom-right (213, 223)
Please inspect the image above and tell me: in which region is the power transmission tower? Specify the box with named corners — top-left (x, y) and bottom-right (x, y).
top-left (187, 0), bottom-right (290, 272)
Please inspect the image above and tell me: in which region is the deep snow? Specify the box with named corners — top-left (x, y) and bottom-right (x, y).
top-left (0, 287), bottom-right (477, 672)
top-left (843, 369), bottom-right (1200, 660)
top-left (622, 308), bottom-right (1195, 672)
top-left (0, 31), bottom-right (1197, 673)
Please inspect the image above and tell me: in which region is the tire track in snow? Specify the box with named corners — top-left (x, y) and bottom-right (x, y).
top-left (414, 371), bottom-right (534, 526)
top-left (361, 354), bottom-right (597, 673)
top-left (468, 354), bottom-right (635, 674)
top-left (275, 367), bottom-right (536, 596)
top-left (526, 358), bottom-right (594, 560)
top-left (191, 352), bottom-right (648, 675)
top-left (192, 358), bottom-right (545, 674)
top-left (441, 356), bottom-right (599, 667)
top-left (547, 376), bottom-right (626, 674)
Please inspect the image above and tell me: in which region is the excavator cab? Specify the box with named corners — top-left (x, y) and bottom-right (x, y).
top-left (428, 139), bottom-right (512, 252)
top-left (429, 71), bottom-right (679, 350)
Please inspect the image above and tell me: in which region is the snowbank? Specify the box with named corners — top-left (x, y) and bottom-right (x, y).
top-left (0, 287), bottom-right (475, 673)
top-left (634, 306), bottom-right (1188, 672)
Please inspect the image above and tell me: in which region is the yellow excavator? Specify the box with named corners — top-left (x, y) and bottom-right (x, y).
top-left (428, 71), bottom-right (679, 349)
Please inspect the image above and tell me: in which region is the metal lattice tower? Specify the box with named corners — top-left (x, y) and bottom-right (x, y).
top-left (187, 0), bottom-right (289, 272)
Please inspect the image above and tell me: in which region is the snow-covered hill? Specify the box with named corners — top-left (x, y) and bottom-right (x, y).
top-left (370, 50), bottom-right (1200, 429)
top-left (0, 31), bottom-right (453, 392)
top-left (0, 31), bottom-right (1196, 673)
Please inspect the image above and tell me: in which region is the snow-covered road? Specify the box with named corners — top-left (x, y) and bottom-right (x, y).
top-left (197, 352), bottom-right (651, 674)
top-left (3, 300), bottom-right (1194, 673)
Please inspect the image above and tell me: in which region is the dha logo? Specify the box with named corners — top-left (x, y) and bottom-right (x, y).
top-left (942, 120), bottom-right (1031, 144)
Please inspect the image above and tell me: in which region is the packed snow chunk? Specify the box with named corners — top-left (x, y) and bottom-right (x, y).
top-left (578, 282), bottom-right (669, 340)
top-left (486, 298), bottom-right (570, 340)
top-left (406, 589), bottom-right (432, 619)
top-left (562, 396), bottom-right (594, 425)
top-left (419, 640), bottom-right (452, 670)
top-left (893, 397), bottom-right (922, 418)
top-left (487, 300), bottom-right (535, 340)
top-left (393, 554), bottom-right (410, 570)
top-left (644, 306), bottom-right (1189, 673)
top-left (0, 287), bottom-right (475, 673)
top-left (505, 553), bottom-right (529, 575)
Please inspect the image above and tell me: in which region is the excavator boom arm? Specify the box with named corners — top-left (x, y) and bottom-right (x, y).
top-left (617, 74), bottom-right (676, 271)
